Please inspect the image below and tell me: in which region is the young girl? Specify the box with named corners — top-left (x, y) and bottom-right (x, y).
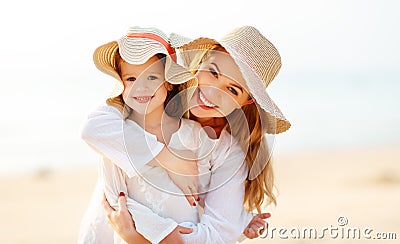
top-left (101, 26), bottom-right (291, 243)
top-left (79, 26), bottom-right (267, 244)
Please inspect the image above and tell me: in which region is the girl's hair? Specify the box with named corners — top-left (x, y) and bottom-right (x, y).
top-left (106, 51), bottom-right (182, 118)
top-left (189, 45), bottom-right (276, 213)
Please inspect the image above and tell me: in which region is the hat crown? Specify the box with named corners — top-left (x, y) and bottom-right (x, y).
top-left (220, 26), bottom-right (281, 88)
top-left (125, 26), bottom-right (169, 41)
top-left (117, 26), bottom-right (173, 65)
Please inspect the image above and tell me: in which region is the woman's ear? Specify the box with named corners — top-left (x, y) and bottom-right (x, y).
top-left (242, 98), bottom-right (254, 106)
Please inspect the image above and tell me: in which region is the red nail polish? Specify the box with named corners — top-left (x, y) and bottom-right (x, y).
top-left (192, 202), bottom-right (196, 206)
top-left (119, 192), bottom-right (125, 197)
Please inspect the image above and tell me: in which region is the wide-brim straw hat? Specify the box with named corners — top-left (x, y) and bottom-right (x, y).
top-left (93, 26), bottom-right (196, 98)
top-left (169, 26), bottom-right (291, 134)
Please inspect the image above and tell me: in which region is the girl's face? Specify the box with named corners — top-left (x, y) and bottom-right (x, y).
top-left (121, 55), bottom-right (170, 117)
top-left (189, 50), bottom-right (252, 118)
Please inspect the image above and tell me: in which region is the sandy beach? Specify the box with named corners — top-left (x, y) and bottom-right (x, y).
top-left (1, 145), bottom-right (398, 244)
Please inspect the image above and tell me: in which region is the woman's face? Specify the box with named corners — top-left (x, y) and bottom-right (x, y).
top-left (189, 50), bottom-right (252, 118)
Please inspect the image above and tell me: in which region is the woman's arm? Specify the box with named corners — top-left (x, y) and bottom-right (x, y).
top-left (180, 140), bottom-right (251, 244)
top-left (102, 194), bottom-right (150, 244)
top-left (101, 157), bottom-right (185, 243)
top-left (106, 136), bottom-right (254, 243)
top-left (102, 194), bottom-right (193, 244)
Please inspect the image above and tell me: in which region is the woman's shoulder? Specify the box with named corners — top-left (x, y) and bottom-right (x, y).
top-left (179, 117), bottom-right (202, 129)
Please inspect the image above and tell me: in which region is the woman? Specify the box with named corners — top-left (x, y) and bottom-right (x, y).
top-left (86, 26), bottom-right (290, 243)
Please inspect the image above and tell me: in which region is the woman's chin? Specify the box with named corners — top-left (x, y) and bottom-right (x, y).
top-left (189, 107), bottom-right (225, 118)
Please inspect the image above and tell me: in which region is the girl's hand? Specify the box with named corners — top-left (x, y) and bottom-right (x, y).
top-left (154, 147), bottom-right (200, 206)
top-left (243, 213), bottom-right (271, 239)
top-left (102, 193), bottom-right (150, 244)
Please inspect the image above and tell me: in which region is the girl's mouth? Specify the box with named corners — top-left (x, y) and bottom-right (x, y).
top-left (197, 89), bottom-right (218, 110)
top-left (133, 96), bottom-right (154, 103)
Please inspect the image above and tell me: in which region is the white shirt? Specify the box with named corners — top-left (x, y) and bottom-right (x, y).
top-left (78, 104), bottom-right (252, 244)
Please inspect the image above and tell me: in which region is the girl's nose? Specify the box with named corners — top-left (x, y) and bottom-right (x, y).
top-left (133, 78), bottom-right (150, 91)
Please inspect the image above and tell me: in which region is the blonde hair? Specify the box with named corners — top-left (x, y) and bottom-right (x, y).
top-left (189, 45), bottom-right (276, 213)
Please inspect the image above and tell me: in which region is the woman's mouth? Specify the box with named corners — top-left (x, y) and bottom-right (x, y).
top-left (133, 96), bottom-right (154, 103)
top-left (197, 89), bottom-right (218, 110)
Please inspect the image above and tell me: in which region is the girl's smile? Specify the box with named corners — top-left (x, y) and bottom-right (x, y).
top-left (133, 96), bottom-right (155, 103)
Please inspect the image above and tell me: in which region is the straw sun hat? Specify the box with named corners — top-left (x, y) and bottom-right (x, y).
top-left (93, 26), bottom-right (196, 98)
top-left (169, 26), bottom-right (291, 134)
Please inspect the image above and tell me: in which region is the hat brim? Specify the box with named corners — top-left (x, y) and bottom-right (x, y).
top-left (93, 41), bottom-right (197, 98)
top-left (169, 33), bottom-right (291, 134)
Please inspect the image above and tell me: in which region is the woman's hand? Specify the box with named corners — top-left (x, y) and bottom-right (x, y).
top-left (102, 193), bottom-right (150, 244)
top-left (103, 192), bottom-right (193, 244)
top-left (243, 213), bottom-right (270, 239)
top-left (154, 146), bottom-right (200, 206)
top-left (159, 225), bottom-right (193, 244)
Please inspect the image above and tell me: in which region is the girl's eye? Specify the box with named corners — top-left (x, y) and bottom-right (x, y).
top-left (126, 77), bottom-right (136, 82)
top-left (209, 68), bottom-right (219, 78)
top-left (228, 87), bottom-right (238, 96)
top-left (148, 75), bottom-right (158, 81)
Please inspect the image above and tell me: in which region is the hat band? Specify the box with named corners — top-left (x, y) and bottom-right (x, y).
top-left (126, 33), bottom-right (176, 62)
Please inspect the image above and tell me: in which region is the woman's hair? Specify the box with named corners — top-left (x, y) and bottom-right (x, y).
top-left (228, 104), bottom-right (276, 213)
top-left (106, 51), bottom-right (182, 118)
top-left (189, 45), bottom-right (276, 213)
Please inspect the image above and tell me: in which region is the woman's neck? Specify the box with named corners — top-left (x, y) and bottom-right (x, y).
top-left (190, 115), bottom-right (227, 139)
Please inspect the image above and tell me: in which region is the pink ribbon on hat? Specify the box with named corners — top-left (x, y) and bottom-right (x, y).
top-left (126, 33), bottom-right (176, 62)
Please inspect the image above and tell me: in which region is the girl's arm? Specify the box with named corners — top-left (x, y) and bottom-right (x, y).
top-left (81, 104), bottom-right (163, 177)
top-left (82, 104), bottom-right (198, 204)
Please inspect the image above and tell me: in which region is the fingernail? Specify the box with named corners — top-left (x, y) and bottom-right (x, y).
top-left (119, 192), bottom-right (125, 197)
top-left (192, 202), bottom-right (196, 206)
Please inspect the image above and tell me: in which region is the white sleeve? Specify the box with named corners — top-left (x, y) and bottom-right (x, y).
top-left (181, 139), bottom-right (251, 244)
top-left (81, 104), bottom-right (164, 178)
top-left (101, 158), bottom-right (178, 244)
top-left (237, 212), bottom-right (254, 242)
top-left (78, 176), bottom-right (114, 244)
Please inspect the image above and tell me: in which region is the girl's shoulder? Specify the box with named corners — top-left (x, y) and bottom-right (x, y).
top-left (86, 103), bottom-right (123, 119)
top-left (95, 103), bottom-right (122, 114)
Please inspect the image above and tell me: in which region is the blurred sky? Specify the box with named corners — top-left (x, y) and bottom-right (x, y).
top-left (0, 0), bottom-right (399, 174)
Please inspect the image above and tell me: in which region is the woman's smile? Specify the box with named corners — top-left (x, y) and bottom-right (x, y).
top-left (197, 88), bottom-right (219, 110)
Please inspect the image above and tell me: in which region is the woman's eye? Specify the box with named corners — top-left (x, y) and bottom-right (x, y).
top-left (228, 87), bottom-right (238, 96)
top-left (126, 77), bottom-right (136, 82)
top-left (148, 75), bottom-right (158, 81)
top-left (209, 68), bottom-right (219, 78)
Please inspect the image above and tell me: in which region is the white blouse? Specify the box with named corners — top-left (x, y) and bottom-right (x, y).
top-left (78, 104), bottom-right (252, 244)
